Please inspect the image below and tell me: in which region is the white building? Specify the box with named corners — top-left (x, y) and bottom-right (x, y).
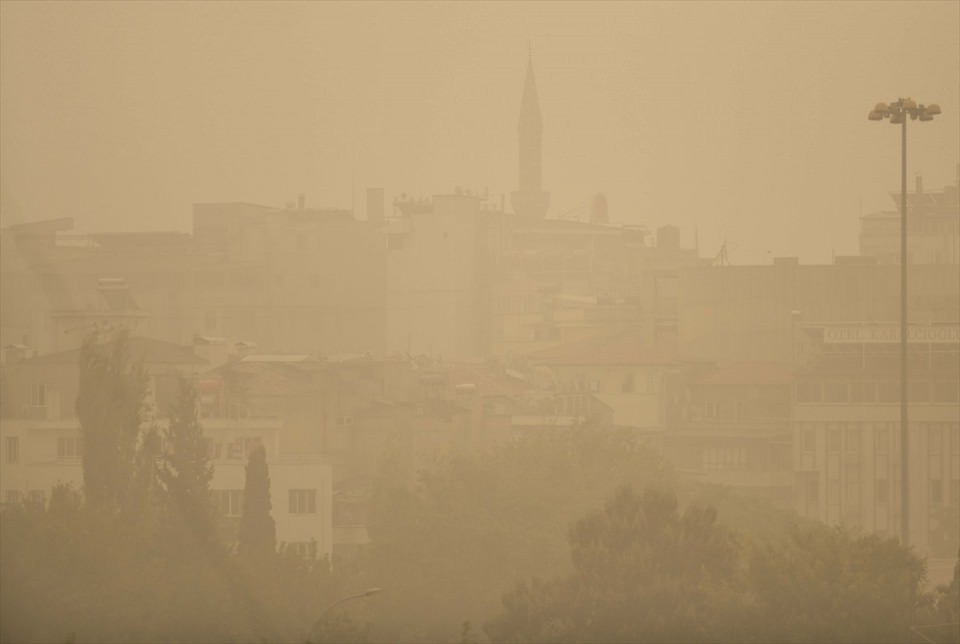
top-left (792, 322), bottom-right (960, 559)
top-left (0, 337), bottom-right (333, 558)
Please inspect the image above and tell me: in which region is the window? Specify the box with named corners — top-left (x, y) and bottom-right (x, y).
top-left (909, 381), bottom-right (930, 403)
top-left (4, 437), bottom-right (19, 464)
top-left (702, 447), bottom-right (747, 470)
top-left (285, 541), bottom-right (318, 558)
top-left (875, 427), bottom-right (890, 453)
top-left (27, 490), bottom-right (45, 506)
top-left (736, 401), bottom-right (747, 419)
top-left (846, 427), bottom-right (861, 454)
top-left (242, 437), bottom-right (263, 457)
top-left (206, 440), bottom-right (222, 461)
top-left (336, 416), bottom-right (353, 427)
top-left (621, 374), bottom-right (635, 393)
top-left (845, 477), bottom-right (860, 513)
top-left (878, 381), bottom-right (900, 403)
top-left (796, 381), bottom-right (822, 403)
top-left (929, 426), bottom-right (943, 455)
top-left (5, 490), bottom-right (21, 505)
top-left (57, 437), bottom-right (82, 460)
top-left (213, 490), bottom-right (244, 517)
top-left (876, 480), bottom-right (889, 504)
top-left (806, 475), bottom-right (819, 503)
top-left (226, 437), bottom-right (263, 460)
top-left (824, 382), bottom-right (848, 403)
top-left (933, 381), bottom-right (960, 403)
top-left (930, 480), bottom-right (943, 505)
top-left (289, 489), bottom-right (317, 514)
top-left (827, 480), bottom-right (841, 519)
top-left (227, 440), bottom-right (243, 460)
top-left (803, 429), bottom-right (816, 454)
top-left (828, 429), bottom-right (841, 453)
top-left (850, 382), bottom-right (876, 403)
top-left (30, 384), bottom-right (46, 408)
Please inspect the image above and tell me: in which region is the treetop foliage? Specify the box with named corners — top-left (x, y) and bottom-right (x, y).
top-left (238, 444), bottom-right (277, 561)
top-left (75, 328), bottom-right (150, 514)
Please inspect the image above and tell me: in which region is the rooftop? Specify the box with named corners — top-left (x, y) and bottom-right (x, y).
top-left (22, 336), bottom-right (207, 366)
top-left (692, 362), bottom-right (794, 386)
top-left (528, 327), bottom-right (683, 366)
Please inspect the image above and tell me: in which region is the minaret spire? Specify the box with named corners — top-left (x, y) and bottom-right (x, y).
top-left (512, 50), bottom-right (550, 218)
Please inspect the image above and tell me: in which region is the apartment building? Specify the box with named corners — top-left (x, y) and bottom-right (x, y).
top-left (663, 362), bottom-right (794, 509)
top-left (0, 337), bottom-right (333, 558)
top-left (793, 322), bottom-right (960, 557)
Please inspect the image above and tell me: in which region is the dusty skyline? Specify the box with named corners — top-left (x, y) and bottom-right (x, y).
top-left (1, 1), bottom-right (958, 263)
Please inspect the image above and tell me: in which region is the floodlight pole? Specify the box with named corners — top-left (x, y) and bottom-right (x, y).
top-left (899, 107), bottom-right (908, 548)
top-left (867, 97), bottom-right (939, 547)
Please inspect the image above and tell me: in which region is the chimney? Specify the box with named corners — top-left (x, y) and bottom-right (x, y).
top-left (366, 188), bottom-right (385, 223)
top-left (916, 176), bottom-right (923, 195)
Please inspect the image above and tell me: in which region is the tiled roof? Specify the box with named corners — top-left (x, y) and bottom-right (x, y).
top-left (528, 327), bottom-right (680, 366)
top-left (443, 363), bottom-right (530, 398)
top-left (692, 362), bottom-right (794, 386)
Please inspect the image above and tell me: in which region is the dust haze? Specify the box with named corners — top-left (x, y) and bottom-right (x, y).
top-left (1, 2), bottom-right (958, 643)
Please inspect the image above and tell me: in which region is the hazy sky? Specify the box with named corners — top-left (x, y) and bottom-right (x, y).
top-left (2, 1), bottom-right (958, 264)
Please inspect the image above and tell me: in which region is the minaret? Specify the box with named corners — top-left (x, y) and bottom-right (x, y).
top-left (511, 52), bottom-right (550, 218)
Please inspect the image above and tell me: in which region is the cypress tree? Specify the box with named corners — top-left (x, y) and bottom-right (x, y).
top-left (158, 375), bottom-right (217, 553)
top-left (238, 445), bottom-right (276, 559)
top-left (75, 328), bottom-right (149, 513)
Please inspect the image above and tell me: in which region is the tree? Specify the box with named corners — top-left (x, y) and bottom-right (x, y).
top-left (358, 428), bottom-right (673, 642)
top-left (746, 525), bottom-right (927, 643)
top-left (485, 485), bottom-right (930, 644)
top-left (158, 374), bottom-right (218, 556)
top-left (238, 445), bottom-right (276, 559)
top-left (485, 486), bottom-right (745, 643)
top-left (904, 548), bottom-right (959, 644)
top-left (75, 328), bottom-right (150, 513)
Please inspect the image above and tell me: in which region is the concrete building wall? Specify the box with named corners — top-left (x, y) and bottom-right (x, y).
top-left (386, 195), bottom-right (485, 360)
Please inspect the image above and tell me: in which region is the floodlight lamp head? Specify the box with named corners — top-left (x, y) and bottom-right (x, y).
top-left (902, 98), bottom-right (917, 110)
top-left (890, 112), bottom-right (904, 124)
top-left (926, 104), bottom-right (941, 115)
top-left (874, 103), bottom-right (889, 115)
top-left (868, 111), bottom-right (883, 121)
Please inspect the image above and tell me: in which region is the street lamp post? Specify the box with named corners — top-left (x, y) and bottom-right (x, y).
top-left (867, 98), bottom-right (940, 546)
top-left (307, 587), bottom-right (382, 643)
